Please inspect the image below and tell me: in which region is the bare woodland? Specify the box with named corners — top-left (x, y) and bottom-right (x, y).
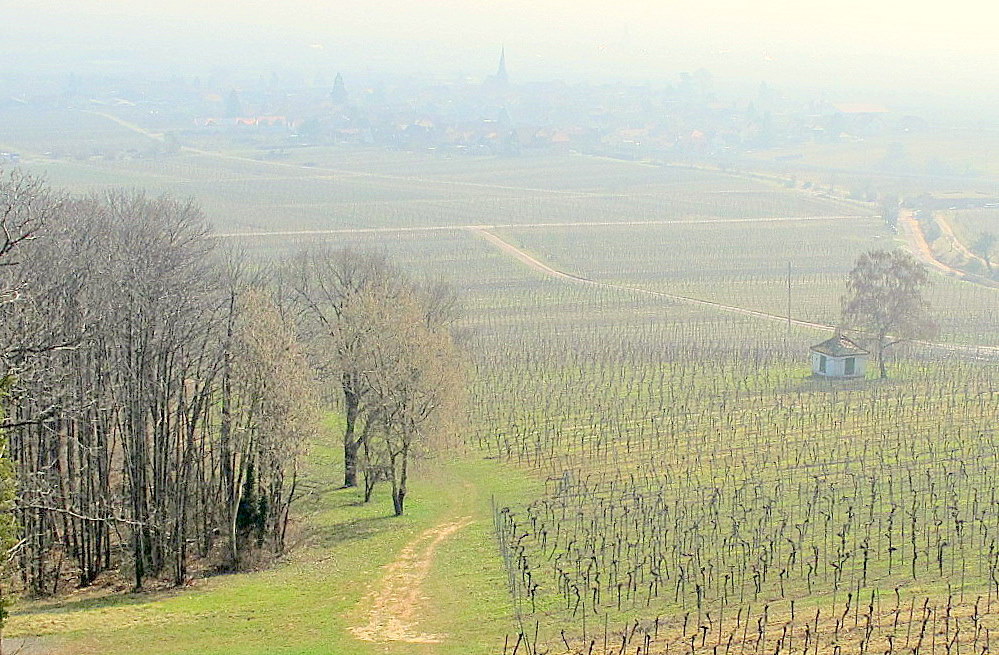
top-left (0, 169), bottom-right (464, 602)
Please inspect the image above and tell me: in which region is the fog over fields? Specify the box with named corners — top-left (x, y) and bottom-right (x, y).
top-left (5, 1), bottom-right (999, 114)
top-left (3, 3), bottom-right (999, 655)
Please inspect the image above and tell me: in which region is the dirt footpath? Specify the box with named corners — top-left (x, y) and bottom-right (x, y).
top-left (349, 517), bottom-right (474, 644)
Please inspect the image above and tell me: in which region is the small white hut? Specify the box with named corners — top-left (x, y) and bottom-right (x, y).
top-left (810, 334), bottom-right (869, 378)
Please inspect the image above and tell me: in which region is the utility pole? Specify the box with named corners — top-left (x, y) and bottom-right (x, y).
top-left (787, 261), bottom-right (792, 337)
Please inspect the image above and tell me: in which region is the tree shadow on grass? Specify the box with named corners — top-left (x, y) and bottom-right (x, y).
top-left (298, 484), bottom-right (399, 549)
top-left (310, 512), bottom-right (396, 548)
top-left (12, 584), bottom-right (184, 617)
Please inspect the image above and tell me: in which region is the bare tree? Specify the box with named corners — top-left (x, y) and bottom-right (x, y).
top-left (224, 286), bottom-right (319, 569)
top-left (292, 248), bottom-right (407, 488)
top-left (841, 249), bottom-right (936, 378)
top-left (292, 248), bottom-right (465, 513)
top-left (0, 168), bottom-right (61, 266)
top-left (367, 293), bottom-right (465, 516)
top-left (970, 231), bottom-right (996, 276)
top-left (0, 168), bottom-right (66, 373)
top-left (0, 168), bottom-right (64, 645)
top-left (5, 186), bottom-right (317, 594)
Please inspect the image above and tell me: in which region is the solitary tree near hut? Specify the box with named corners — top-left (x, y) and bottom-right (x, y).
top-left (841, 249), bottom-right (936, 378)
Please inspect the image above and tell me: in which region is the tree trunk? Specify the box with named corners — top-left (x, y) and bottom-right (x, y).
top-left (228, 504), bottom-right (240, 571)
top-left (343, 379), bottom-right (359, 488)
top-left (392, 487), bottom-right (405, 516)
top-left (392, 445), bottom-right (408, 517)
top-left (227, 457), bottom-right (247, 571)
top-left (132, 523), bottom-right (145, 591)
top-left (279, 466), bottom-right (298, 554)
top-left (360, 420), bottom-right (377, 502)
top-left (343, 429), bottom-right (358, 488)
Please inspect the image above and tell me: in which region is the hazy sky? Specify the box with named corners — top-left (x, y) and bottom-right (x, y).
top-left (3, 1), bottom-right (997, 105)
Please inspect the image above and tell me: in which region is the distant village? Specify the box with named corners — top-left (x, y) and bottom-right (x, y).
top-left (13, 49), bottom-right (999, 221)
top-left (186, 51), bottom-right (924, 161)
top-left (1, 50), bottom-right (946, 169)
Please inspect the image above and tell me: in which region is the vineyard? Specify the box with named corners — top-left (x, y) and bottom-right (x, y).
top-left (460, 229), bottom-right (999, 654)
top-left (0, 108), bottom-right (870, 234)
top-left (5, 107), bottom-right (999, 654)
top-left (228, 159), bottom-right (999, 655)
top-left (478, 310), bottom-right (999, 654)
top-left (950, 209), bottom-right (999, 247)
top-left (292, 210), bottom-right (999, 654)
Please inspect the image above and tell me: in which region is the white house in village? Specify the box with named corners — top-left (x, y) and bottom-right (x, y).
top-left (810, 334), bottom-right (869, 378)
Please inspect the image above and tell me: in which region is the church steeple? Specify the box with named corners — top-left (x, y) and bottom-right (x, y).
top-left (331, 72), bottom-right (348, 105)
top-left (495, 47), bottom-right (508, 85)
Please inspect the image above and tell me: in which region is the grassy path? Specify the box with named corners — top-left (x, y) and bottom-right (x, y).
top-left (8, 446), bottom-right (532, 655)
top-left (349, 516), bottom-right (474, 644)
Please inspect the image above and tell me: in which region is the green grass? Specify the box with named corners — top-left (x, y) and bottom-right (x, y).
top-left (9, 431), bottom-right (536, 655)
top-left (8, 108), bottom-right (999, 654)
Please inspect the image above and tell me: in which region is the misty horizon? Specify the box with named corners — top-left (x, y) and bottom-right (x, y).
top-left (6, 2), bottom-right (999, 654)
top-left (4, 1), bottom-right (999, 122)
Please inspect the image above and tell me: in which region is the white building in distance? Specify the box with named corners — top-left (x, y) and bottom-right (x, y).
top-left (810, 335), bottom-right (869, 378)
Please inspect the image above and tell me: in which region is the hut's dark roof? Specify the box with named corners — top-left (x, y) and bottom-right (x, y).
top-left (810, 335), bottom-right (869, 357)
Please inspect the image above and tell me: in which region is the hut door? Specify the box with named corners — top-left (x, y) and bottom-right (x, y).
top-left (845, 357), bottom-right (855, 375)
